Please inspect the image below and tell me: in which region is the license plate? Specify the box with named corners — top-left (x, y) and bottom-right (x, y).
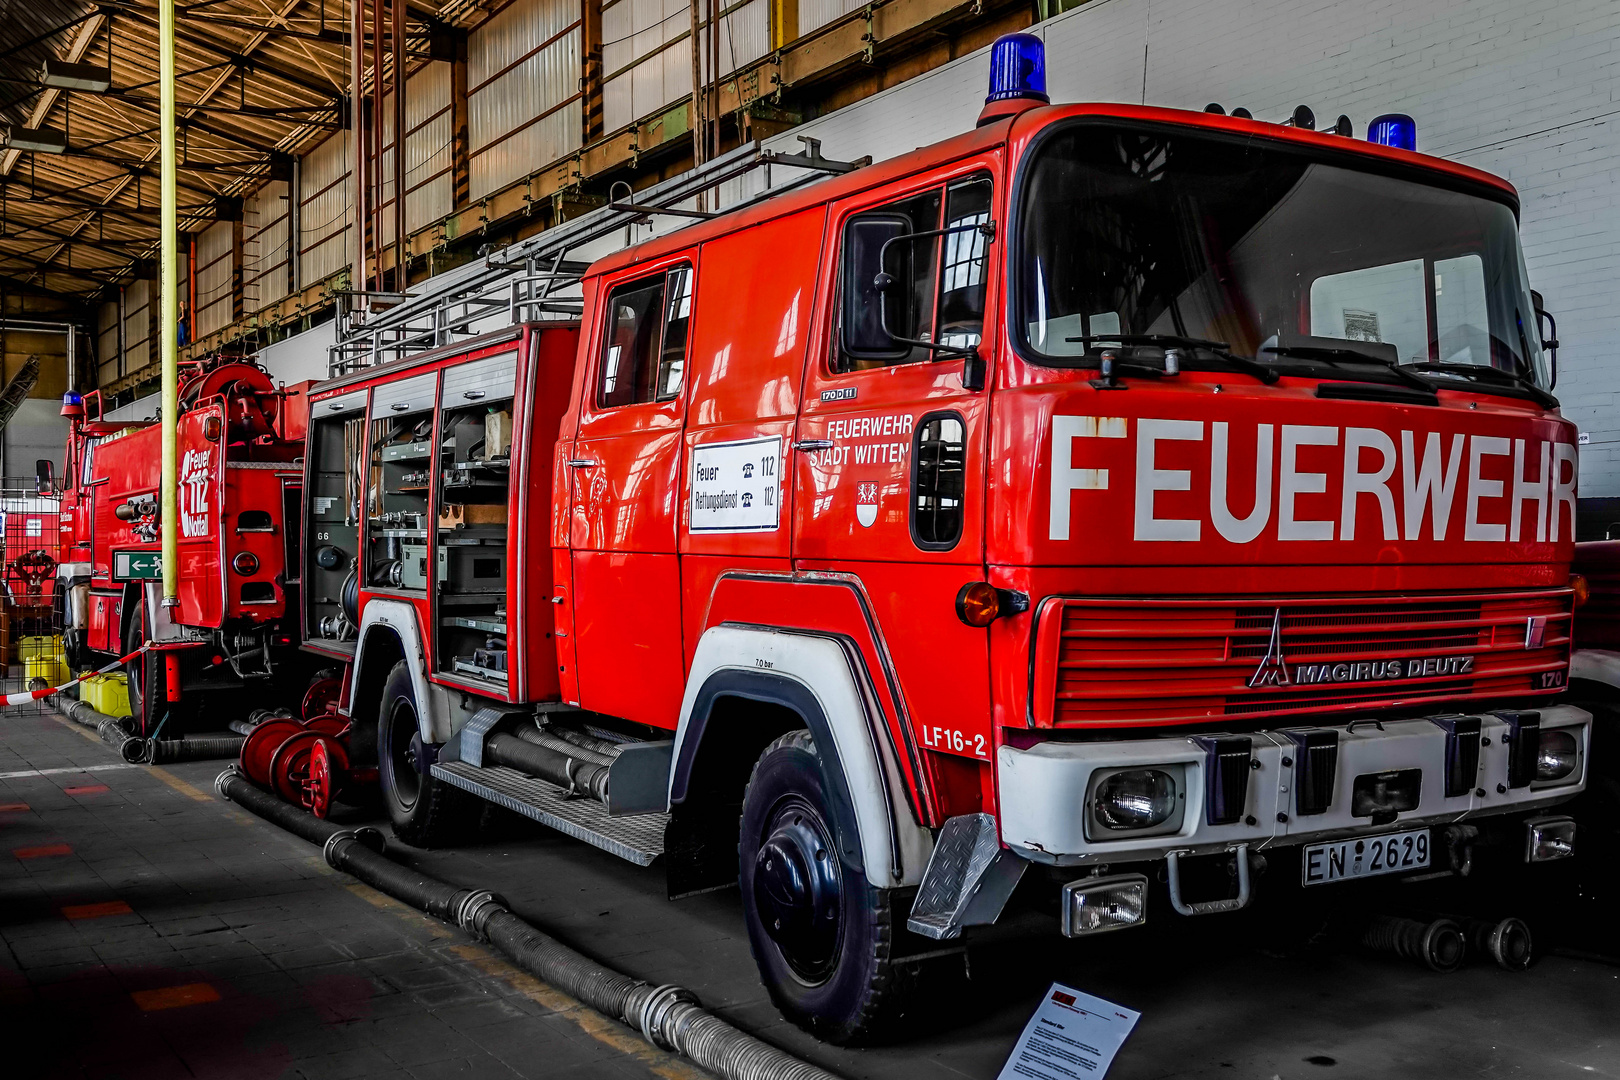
top-left (1302, 828), bottom-right (1431, 886)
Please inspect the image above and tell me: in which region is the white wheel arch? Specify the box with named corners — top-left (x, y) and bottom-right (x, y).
top-left (353, 599), bottom-right (450, 742)
top-left (674, 624), bottom-right (933, 887)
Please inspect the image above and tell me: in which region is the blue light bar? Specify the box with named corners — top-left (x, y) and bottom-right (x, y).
top-left (62, 392), bottom-right (82, 406)
top-left (1366, 113), bottom-right (1417, 151)
top-left (986, 33), bottom-right (1048, 105)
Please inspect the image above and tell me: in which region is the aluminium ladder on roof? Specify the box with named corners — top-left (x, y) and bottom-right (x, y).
top-left (328, 139), bottom-right (866, 376)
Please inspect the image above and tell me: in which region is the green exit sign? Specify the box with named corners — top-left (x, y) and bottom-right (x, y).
top-left (112, 550), bottom-right (162, 581)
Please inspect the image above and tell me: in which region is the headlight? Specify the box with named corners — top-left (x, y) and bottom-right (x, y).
top-left (1093, 768), bottom-right (1179, 830)
top-left (1536, 729), bottom-right (1578, 782)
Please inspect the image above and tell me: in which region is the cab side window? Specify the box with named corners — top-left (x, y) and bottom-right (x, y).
top-left (837, 173), bottom-right (992, 371)
top-left (598, 266), bottom-right (693, 408)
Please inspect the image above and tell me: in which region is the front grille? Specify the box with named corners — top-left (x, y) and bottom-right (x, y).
top-left (1034, 590), bottom-right (1572, 728)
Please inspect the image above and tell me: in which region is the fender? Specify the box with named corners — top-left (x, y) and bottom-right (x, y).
top-left (352, 599), bottom-right (448, 742)
top-left (672, 624), bottom-right (933, 887)
top-left (1570, 648), bottom-right (1620, 694)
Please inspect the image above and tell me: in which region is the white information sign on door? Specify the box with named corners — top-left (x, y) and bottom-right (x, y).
top-left (690, 436), bottom-right (782, 533)
top-left (996, 982), bottom-right (1140, 1080)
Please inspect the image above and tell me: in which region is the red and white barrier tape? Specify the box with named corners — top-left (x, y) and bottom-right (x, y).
top-left (4, 645), bottom-right (149, 707)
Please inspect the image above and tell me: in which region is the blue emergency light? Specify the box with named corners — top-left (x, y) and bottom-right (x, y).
top-left (986, 33), bottom-right (1048, 104)
top-left (1366, 113), bottom-right (1417, 151)
top-left (62, 392), bottom-right (82, 406)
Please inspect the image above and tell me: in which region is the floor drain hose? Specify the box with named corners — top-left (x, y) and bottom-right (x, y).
top-left (216, 767), bottom-right (842, 1080)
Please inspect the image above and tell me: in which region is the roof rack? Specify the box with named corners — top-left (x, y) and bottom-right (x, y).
top-left (328, 138), bottom-right (867, 376)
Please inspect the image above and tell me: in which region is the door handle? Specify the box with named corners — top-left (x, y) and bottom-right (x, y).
top-left (567, 458), bottom-right (598, 468)
top-left (792, 439), bottom-right (833, 452)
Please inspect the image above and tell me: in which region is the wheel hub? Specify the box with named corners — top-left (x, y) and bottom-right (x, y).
top-left (753, 802), bottom-right (842, 981)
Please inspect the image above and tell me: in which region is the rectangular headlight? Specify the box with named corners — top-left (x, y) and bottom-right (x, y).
top-left (1061, 874), bottom-right (1148, 937)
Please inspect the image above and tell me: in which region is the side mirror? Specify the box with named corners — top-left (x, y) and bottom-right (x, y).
top-left (840, 216), bottom-right (912, 361)
top-left (1531, 289), bottom-right (1559, 390)
top-left (35, 459), bottom-right (55, 496)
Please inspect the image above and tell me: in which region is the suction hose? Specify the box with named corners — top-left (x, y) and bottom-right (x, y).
top-left (1461, 916), bottom-right (1533, 971)
top-left (215, 768), bottom-right (841, 1080)
top-left (484, 732), bottom-right (611, 802)
top-left (1360, 915), bottom-right (1467, 973)
top-left (145, 735), bottom-right (245, 764)
top-left (61, 699), bottom-right (143, 762)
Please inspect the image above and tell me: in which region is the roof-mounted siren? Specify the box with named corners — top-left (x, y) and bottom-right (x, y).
top-left (1204, 103), bottom-right (1254, 119)
top-left (1366, 113), bottom-right (1417, 151)
top-left (978, 33), bottom-right (1049, 127)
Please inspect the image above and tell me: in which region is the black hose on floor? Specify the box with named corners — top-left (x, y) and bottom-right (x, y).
top-left (215, 767), bottom-right (841, 1080)
top-left (145, 735), bottom-right (246, 764)
top-left (59, 699), bottom-right (143, 762)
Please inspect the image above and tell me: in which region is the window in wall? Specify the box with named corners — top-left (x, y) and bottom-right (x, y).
top-left (598, 265), bottom-right (693, 408)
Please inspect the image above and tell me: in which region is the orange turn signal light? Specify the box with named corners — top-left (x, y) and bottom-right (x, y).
top-left (1571, 573), bottom-right (1590, 609)
top-left (956, 581), bottom-right (1003, 628)
top-left (203, 415), bottom-right (223, 442)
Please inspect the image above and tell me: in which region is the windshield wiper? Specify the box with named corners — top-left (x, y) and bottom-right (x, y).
top-left (1403, 362), bottom-right (1559, 409)
top-left (1262, 344), bottom-right (1437, 395)
top-left (1065, 334), bottom-right (1280, 384)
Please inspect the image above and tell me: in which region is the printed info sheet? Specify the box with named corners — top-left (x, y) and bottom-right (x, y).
top-left (996, 983), bottom-right (1141, 1079)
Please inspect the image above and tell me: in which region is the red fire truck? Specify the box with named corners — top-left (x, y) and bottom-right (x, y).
top-left (53, 359), bottom-right (311, 734)
top-left (300, 35), bottom-right (1589, 1041)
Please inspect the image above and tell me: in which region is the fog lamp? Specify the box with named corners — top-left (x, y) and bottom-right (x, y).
top-left (1060, 874), bottom-right (1147, 937)
top-left (1524, 816), bottom-right (1575, 862)
top-left (232, 552), bottom-right (260, 576)
top-left (1535, 729), bottom-right (1578, 783)
top-left (1092, 768), bottom-right (1178, 830)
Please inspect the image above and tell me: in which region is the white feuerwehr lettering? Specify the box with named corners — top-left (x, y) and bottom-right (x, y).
top-left (1047, 416), bottom-right (1577, 544)
top-left (1400, 431), bottom-right (1464, 541)
top-left (1341, 427), bottom-right (1399, 541)
top-left (1510, 438), bottom-right (1550, 543)
top-left (1464, 435), bottom-right (1512, 541)
top-left (1049, 415), bottom-right (1126, 541)
top-left (1278, 425), bottom-right (1338, 541)
top-left (1135, 419), bottom-right (1203, 541)
top-left (1210, 421), bottom-right (1273, 543)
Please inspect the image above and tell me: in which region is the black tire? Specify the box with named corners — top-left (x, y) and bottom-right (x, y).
top-left (377, 660), bottom-right (475, 847)
top-left (123, 596), bottom-right (166, 736)
top-left (739, 729), bottom-right (911, 1044)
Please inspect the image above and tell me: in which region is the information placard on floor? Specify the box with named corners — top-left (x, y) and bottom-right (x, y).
top-left (996, 982), bottom-right (1140, 1079)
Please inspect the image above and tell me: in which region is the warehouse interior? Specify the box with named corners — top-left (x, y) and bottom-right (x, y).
top-left (4, 1), bottom-right (1620, 1078)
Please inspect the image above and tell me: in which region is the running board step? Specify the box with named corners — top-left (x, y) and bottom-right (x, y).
top-left (431, 760), bottom-right (667, 866)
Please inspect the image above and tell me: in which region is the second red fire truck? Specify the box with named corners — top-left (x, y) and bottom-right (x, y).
top-left (53, 359), bottom-right (310, 734)
top-left (297, 35), bottom-right (1589, 1041)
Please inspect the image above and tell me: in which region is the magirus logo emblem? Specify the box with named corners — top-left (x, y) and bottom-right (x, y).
top-left (1248, 609), bottom-right (1291, 688)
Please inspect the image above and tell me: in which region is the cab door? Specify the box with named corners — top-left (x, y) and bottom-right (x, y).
top-left (793, 164), bottom-right (1000, 764)
top-left (567, 253), bottom-right (697, 728)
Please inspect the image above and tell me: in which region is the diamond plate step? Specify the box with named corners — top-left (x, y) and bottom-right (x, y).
top-left (432, 760), bottom-right (667, 866)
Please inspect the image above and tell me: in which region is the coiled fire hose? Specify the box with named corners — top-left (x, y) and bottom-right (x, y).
top-left (215, 767), bottom-right (841, 1080)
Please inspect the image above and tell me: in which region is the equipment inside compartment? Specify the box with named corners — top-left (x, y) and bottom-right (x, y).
top-left (435, 358), bottom-right (514, 687)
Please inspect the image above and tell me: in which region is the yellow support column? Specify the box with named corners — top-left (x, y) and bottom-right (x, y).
top-left (159, 0), bottom-right (179, 609)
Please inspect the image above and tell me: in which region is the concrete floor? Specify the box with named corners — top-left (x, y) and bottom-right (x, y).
top-left (4, 702), bottom-right (1618, 1080)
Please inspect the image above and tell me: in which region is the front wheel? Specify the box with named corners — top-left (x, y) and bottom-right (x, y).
top-left (739, 729), bottom-right (911, 1044)
top-left (377, 661), bottom-right (474, 847)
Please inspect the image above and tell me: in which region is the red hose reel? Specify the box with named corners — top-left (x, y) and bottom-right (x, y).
top-left (237, 698), bottom-right (375, 818)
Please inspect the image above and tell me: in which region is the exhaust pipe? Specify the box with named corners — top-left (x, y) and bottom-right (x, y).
top-left (215, 768), bottom-right (842, 1080)
top-left (1360, 915), bottom-right (1467, 973)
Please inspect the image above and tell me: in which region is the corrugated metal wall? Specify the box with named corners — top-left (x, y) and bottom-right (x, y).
top-left (122, 279), bottom-right (151, 375)
top-left (96, 302), bottom-right (118, 388)
top-left (798, 0), bottom-right (861, 36)
top-left (601, 0), bottom-right (769, 135)
top-left (300, 132), bottom-right (351, 286)
top-left (244, 180), bottom-right (289, 312)
top-left (380, 62), bottom-right (456, 245)
top-left (468, 0), bottom-right (583, 201)
top-left (195, 220), bottom-right (234, 338)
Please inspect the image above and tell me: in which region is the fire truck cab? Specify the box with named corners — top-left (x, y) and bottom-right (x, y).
top-left (306, 35), bottom-right (1590, 1042)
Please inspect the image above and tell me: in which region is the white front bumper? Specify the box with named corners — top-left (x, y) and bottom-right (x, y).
top-left (998, 705), bottom-right (1590, 865)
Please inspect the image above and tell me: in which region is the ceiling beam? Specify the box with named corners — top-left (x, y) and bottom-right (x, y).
top-left (1, 14), bottom-right (109, 178)
top-left (1, 215), bottom-right (150, 262)
top-left (0, 249), bottom-right (122, 286)
top-left (0, 271), bottom-right (84, 301)
top-left (112, 5), bottom-right (342, 103)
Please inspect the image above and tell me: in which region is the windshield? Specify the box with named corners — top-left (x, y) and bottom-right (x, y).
top-left (1016, 122), bottom-right (1549, 388)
